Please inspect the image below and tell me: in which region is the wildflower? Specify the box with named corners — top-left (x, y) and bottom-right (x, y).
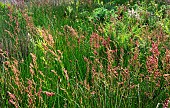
top-left (128, 8), bottom-right (140, 20)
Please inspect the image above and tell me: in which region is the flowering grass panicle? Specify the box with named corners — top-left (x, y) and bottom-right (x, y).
top-left (45, 91), bottom-right (55, 97)
top-left (7, 91), bottom-right (19, 108)
top-left (64, 25), bottom-right (78, 38)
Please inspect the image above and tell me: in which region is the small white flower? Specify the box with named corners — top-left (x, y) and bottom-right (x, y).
top-left (128, 8), bottom-right (140, 20)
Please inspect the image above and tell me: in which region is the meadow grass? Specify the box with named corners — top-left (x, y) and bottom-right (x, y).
top-left (0, 0), bottom-right (170, 108)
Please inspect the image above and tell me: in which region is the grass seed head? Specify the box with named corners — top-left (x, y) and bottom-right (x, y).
top-left (45, 91), bottom-right (55, 97)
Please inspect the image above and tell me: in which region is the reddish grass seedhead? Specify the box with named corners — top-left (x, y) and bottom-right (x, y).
top-left (29, 63), bottom-right (35, 76)
top-left (146, 56), bottom-right (158, 73)
top-left (7, 91), bottom-right (18, 108)
top-left (151, 42), bottom-right (160, 56)
top-left (30, 53), bottom-right (36, 65)
top-left (64, 25), bottom-right (78, 38)
top-left (163, 98), bottom-right (170, 108)
top-left (165, 49), bottom-right (170, 63)
top-left (146, 41), bottom-right (161, 79)
top-left (45, 91), bottom-right (55, 97)
top-left (37, 88), bottom-right (42, 99)
top-left (63, 68), bottom-right (70, 86)
top-left (90, 33), bottom-right (101, 49)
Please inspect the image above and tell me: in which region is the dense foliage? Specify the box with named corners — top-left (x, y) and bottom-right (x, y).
top-left (0, 0), bottom-right (170, 107)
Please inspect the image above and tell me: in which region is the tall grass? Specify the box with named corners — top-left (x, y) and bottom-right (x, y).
top-left (0, 0), bottom-right (170, 108)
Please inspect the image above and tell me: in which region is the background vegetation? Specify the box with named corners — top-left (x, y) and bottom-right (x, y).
top-left (0, 0), bottom-right (170, 107)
